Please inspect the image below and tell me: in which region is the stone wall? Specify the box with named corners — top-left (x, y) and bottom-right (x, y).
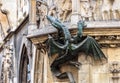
top-left (31, 42), bottom-right (120, 83)
top-left (0, 0), bottom-right (120, 83)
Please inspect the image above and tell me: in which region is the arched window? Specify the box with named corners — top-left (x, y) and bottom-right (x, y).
top-left (19, 46), bottom-right (31, 83)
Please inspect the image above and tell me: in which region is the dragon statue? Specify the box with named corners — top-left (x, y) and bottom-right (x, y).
top-left (46, 15), bottom-right (107, 83)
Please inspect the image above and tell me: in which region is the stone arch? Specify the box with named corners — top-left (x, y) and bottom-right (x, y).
top-left (33, 44), bottom-right (53, 83)
top-left (19, 44), bottom-right (31, 83)
top-left (18, 37), bottom-right (32, 83)
top-left (34, 48), bottom-right (44, 83)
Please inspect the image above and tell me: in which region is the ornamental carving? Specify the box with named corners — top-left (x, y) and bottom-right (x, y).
top-left (36, 0), bottom-right (72, 28)
top-left (36, 0), bottom-right (48, 28)
top-left (80, 0), bottom-right (94, 21)
top-left (80, 0), bottom-right (120, 21)
top-left (93, 35), bottom-right (120, 48)
top-left (109, 61), bottom-right (120, 83)
top-left (36, 0), bottom-right (120, 29)
top-left (57, 0), bottom-right (72, 22)
top-left (112, 0), bottom-right (120, 20)
top-left (46, 15), bottom-right (107, 83)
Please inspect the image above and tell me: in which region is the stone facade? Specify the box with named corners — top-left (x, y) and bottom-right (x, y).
top-left (0, 0), bottom-right (120, 83)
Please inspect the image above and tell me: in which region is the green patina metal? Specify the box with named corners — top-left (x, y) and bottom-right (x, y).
top-left (46, 15), bottom-right (107, 83)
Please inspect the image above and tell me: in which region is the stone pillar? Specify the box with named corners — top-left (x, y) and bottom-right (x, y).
top-left (11, 35), bottom-right (17, 83)
top-left (43, 52), bottom-right (53, 83)
top-left (32, 45), bottom-right (53, 83)
top-left (71, 0), bottom-right (81, 27)
top-left (28, 0), bottom-right (37, 34)
top-left (43, 52), bottom-right (48, 83)
top-left (31, 45), bottom-right (36, 83)
top-left (78, 53), bottom-right (92, 83)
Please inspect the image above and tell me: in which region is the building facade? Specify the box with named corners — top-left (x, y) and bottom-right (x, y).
top-left (0, 0), bottom-right (120, 83)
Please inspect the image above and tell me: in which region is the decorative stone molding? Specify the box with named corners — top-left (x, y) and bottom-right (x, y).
top-left (35, 43), bottom-right (47, 53)
top-left (93, 35), bottom-right (120, 48)
top-left (109, 61), bottom-right (120, 73)
top-left (30, 34), bottom-right (120, 48)
top-left (109, 61), bottom-right (120, 83)
top-left (36, 0), bottom-right (48, 28)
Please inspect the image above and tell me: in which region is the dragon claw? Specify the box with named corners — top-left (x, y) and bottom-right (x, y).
top-left (69, 61), bottom-right (82, 69)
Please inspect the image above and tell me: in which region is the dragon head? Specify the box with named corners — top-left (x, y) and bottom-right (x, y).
top-left (77, 20), bottom-right (87, 28)
top-left (77, 20), bottom-right (87, 37)
top-left (47, 15), bottom-right (64, 30)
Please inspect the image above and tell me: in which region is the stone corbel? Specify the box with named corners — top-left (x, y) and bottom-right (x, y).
top-left (35, 43), bottom-right (47, 54)
top-left (109, 61), bottom-right (120, 83)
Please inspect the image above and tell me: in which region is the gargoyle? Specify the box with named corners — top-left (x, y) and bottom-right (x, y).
top-left (46, 15), bottom-right (107, 83)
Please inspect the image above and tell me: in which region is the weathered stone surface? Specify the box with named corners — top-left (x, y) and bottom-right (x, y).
top-left (1, 0), bottom-right (120, 83)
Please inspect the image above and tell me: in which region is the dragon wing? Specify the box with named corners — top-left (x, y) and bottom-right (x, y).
top-left (71, 36), bottom-right (107, 61)
top-left (47, 36), bottom-right (69, 56)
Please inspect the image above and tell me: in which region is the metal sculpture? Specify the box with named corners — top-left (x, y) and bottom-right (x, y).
top-left (46, 15), bottom-right (107, 83)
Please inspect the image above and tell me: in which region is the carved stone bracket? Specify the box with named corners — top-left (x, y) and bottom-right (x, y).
top-left (35, 43), bottom-right (47, 54)
top-left (109, 61), bottom-right (120, 83)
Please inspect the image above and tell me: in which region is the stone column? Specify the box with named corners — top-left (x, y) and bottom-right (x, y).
top-left (43, 52), bottom-right (53, 83)
top-left (31, 45), bottom-right (36, 83)
top-left (43, 52), bottom-right (47, 83)
top-left (28, 0), bottom-right (37, 34)
top-left (78, 53), bottom-right (92, 83)
top-left (32, 45), bottom-right (54, 83)
top-left (71, 0), bottom-right (81, 27)
top-left (11, 35), bottom-right (17, 83)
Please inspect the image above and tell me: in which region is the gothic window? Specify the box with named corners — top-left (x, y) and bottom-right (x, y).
top-left (19, 46), bottom-right (31, 83)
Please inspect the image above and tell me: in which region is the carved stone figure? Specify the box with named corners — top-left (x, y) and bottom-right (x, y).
top-left (101, 0), bottom-right (113, 20)
top-left (62, 0), bottom-right (72, 21)
top-left (89, 0), bottom-right (102, 21)
top-left (36, 0), bottom-right (48, 28)
top-left (46, 15), bottom-right (107, 83)
top-left (109, 61), bottom-right (120, 83)
top-left (48, 5), bottom-right (57, 18)
top-left (80, 0), bottom-right (94, 21)
top-left (112, 0), bottom-right (120, 20)
top-left (56, 0), bottom-right (72, 22)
